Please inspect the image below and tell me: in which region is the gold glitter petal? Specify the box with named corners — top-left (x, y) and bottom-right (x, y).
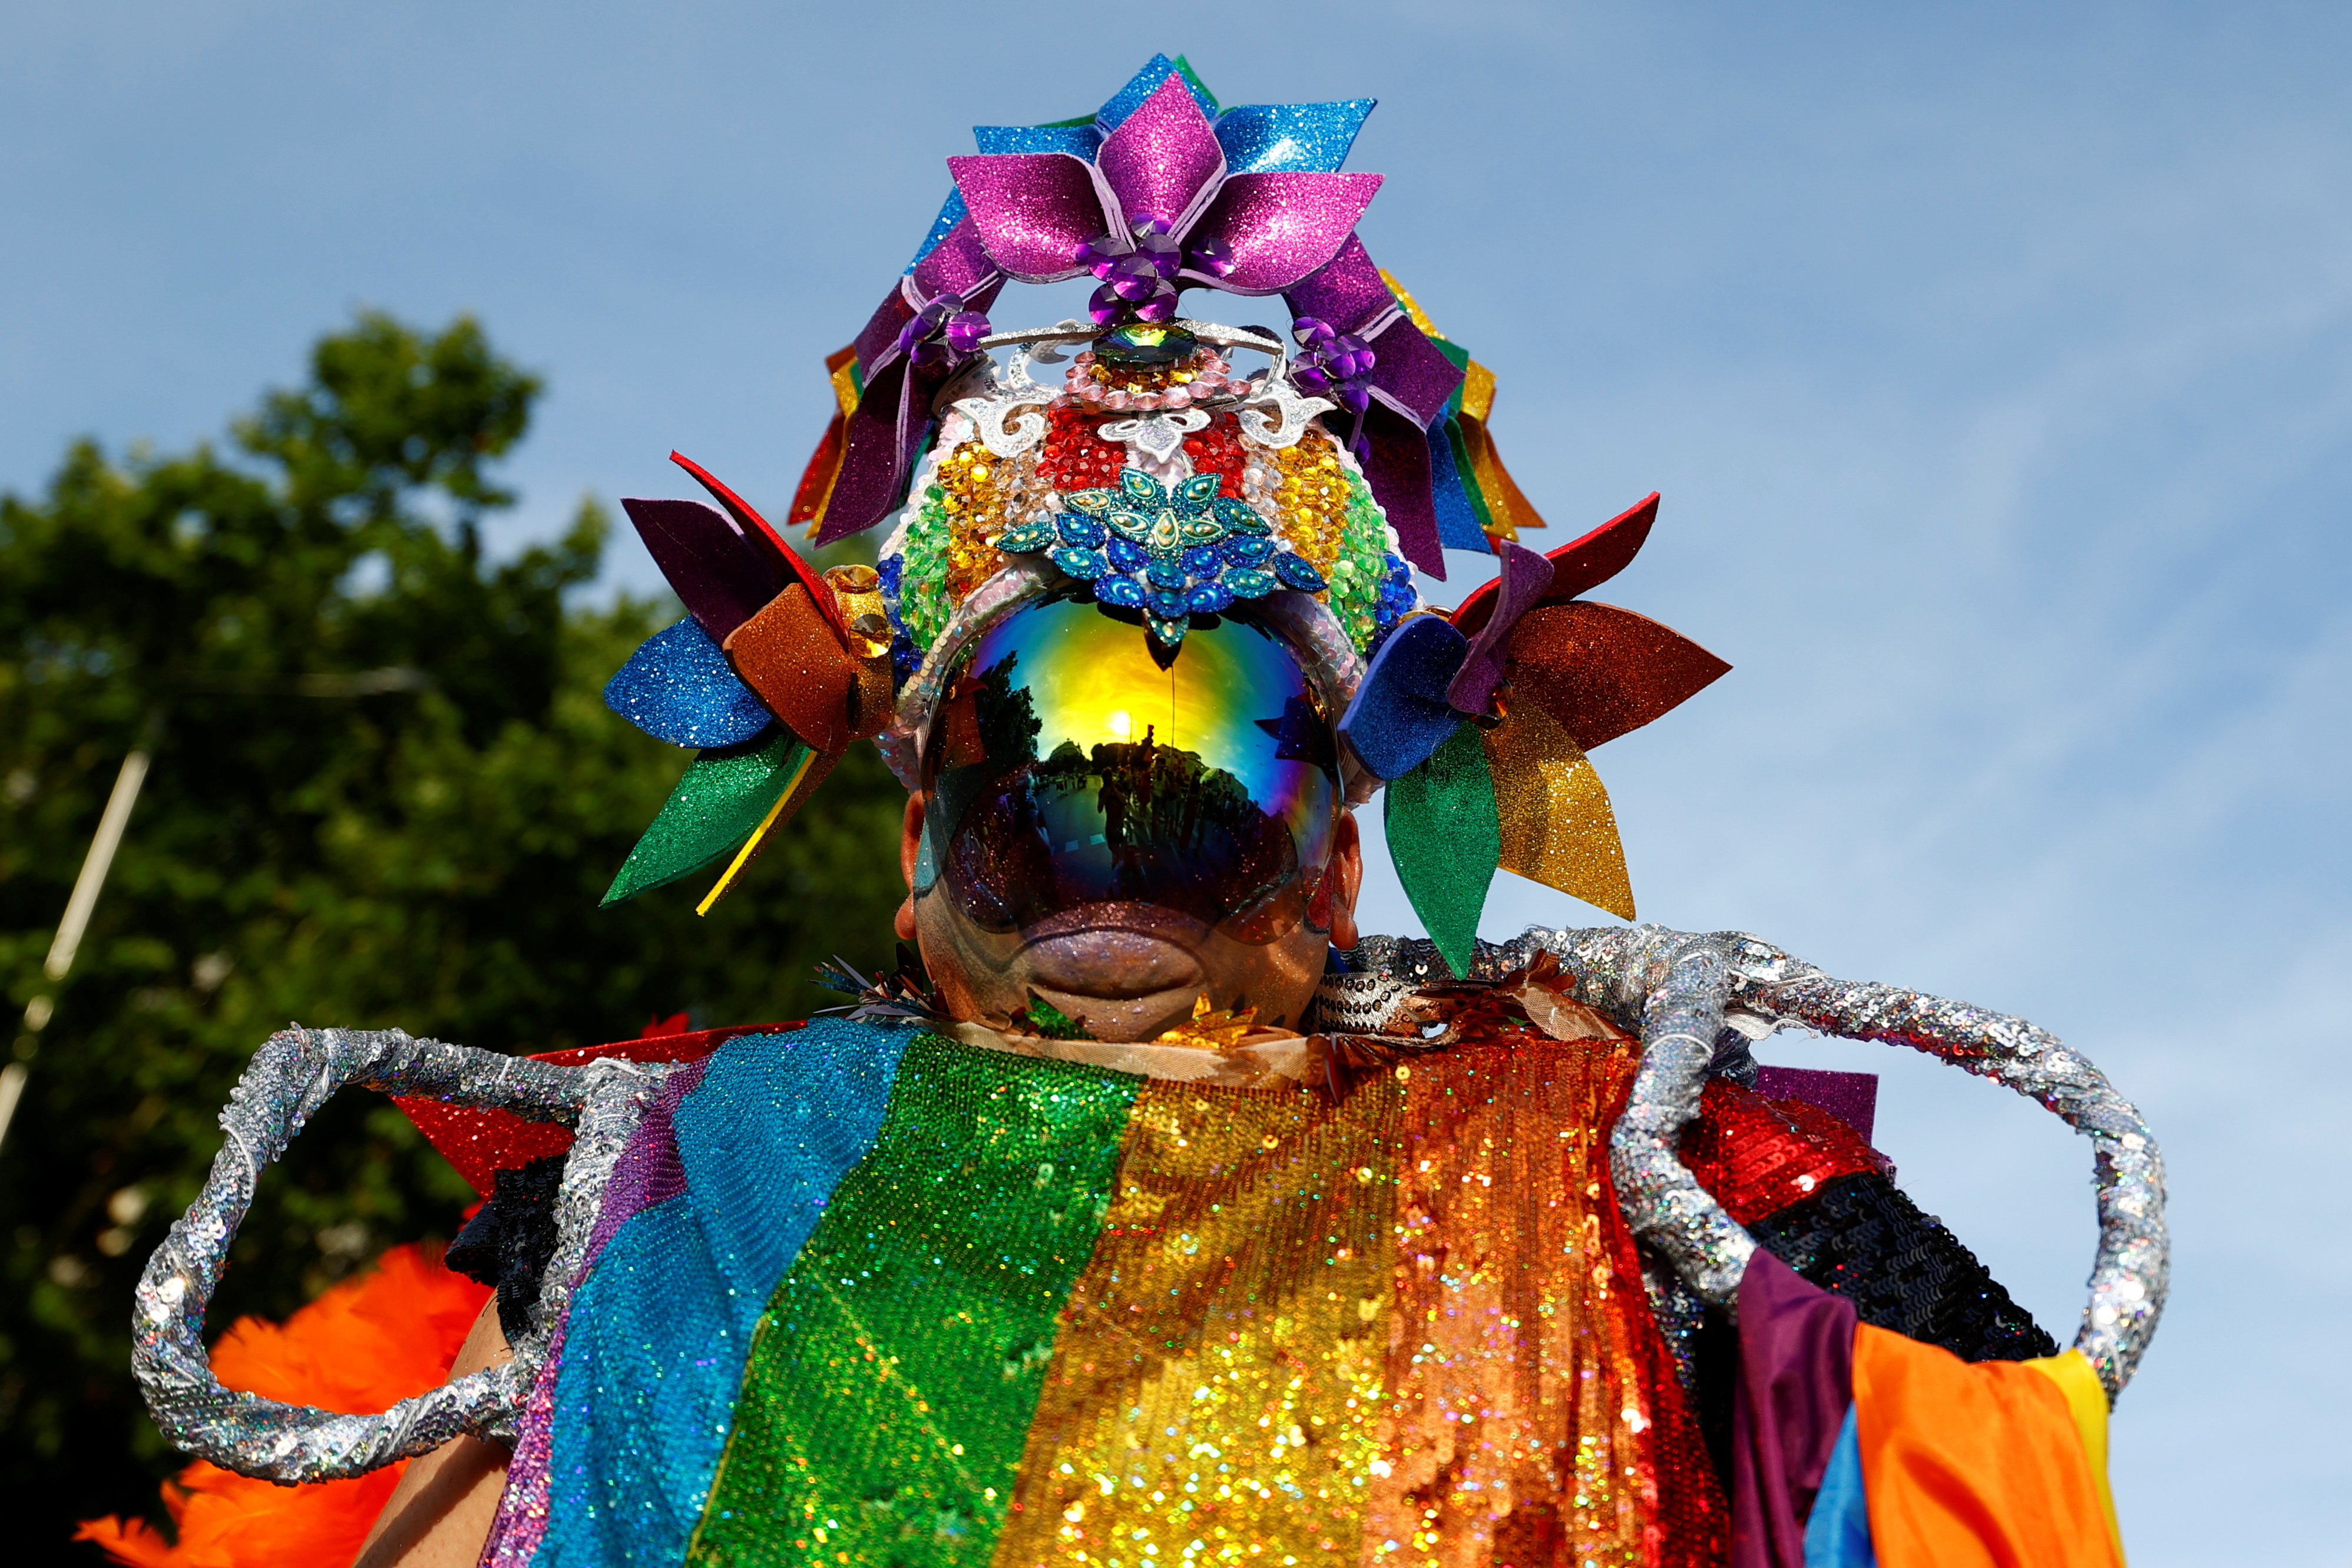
top-left (1482, 703), bottom-right (1636, 921)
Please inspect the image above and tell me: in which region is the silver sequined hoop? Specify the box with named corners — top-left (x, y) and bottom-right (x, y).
top-left (133, 1027), bottom-right (670, 1482)
top-left (1357, 925), bottom-right (2168, 1403)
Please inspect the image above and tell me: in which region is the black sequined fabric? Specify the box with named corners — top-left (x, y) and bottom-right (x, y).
top-left (1749, 1172), bottom-right (2059, 1363)
top-left (446, 1152), bottom-right (567, 1343)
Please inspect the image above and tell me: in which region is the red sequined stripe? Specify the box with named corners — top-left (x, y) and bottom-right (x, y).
top-left (1037, 407), bottom-right (1127, 493)
top-left (1677, 1077), bottom-right (1885, 1227)
top-left (1179, 412), bottom-right (1245, 498)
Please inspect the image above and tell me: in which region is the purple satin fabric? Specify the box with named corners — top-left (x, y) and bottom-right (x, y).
top-left (1732, 1249), bottom-right (1860, 1568)
top-left (1445, 540), bottom-right (1554, 713)
top-left (1096, 74), bottom-right (1226, 234)
top-left (478, 1057), bottom-right (713, 1568)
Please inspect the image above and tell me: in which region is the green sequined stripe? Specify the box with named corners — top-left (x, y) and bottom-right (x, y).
top-left (686, 1035), bottom-right (1143, 1567)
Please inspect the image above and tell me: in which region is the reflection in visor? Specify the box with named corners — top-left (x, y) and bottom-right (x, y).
top-left (921, 597), bottom-right (1340, 945)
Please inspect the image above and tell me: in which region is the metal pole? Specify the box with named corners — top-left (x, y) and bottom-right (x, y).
top-left (1, 725), bottom-right (157, 1155)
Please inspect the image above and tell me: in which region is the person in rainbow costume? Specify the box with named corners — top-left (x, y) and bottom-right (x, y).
top-left (124, 57), bottom-right (2165, 1568)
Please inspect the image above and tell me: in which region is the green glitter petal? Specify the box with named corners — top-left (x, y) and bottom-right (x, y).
top-left (687, 1036), bottom-right (1139, 1567)
top-left (599, 730), bottom-right (809, 907)
top-left (1384, 719), bottom-right (1499, 977)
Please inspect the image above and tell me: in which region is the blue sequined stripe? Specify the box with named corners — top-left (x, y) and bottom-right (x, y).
top-left (534, 1017), bottom-right (922, 1567)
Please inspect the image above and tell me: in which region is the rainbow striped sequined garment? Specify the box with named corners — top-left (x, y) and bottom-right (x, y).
top-left (478, 1016), bottom-right (1726, 1568)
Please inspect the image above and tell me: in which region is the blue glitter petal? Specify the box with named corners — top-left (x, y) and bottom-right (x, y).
top-left (1096, 575), bottom-right (1147, 608)
top-left (1106, 537), bottom-right (1150, 571)
top-left (1051, 546), bottom-right (1109, 580)
top-left (1146, 559), bottom-right (1188, 590)
top-left (1219, 535), bottom-right (1274, 567)
top-left (603, 618), bottom-right (775, 748)
top-left (1096, 54), bottom-right (1218, 132)
top-left (1213, 99), bottom-right (1377, 174)
top-left (1224, 567), bottom-right (1278, 598)
top-left (1119, 469), bottom-right (1165, 506)
top-left (1273, 552), bottom-right (1326, 591)
top-left (973, 123), bottom-right (1101, 157)
top-left (1180, 543), bottom-right (1223, 574)
top-left (1186, 580), bottom-right (1234, 614)
top-left (1056, 513), bottom-right (1108, 548)
top-left (1148, 588), bottom-right (1190, 618)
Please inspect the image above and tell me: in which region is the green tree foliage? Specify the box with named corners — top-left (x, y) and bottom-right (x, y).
top-left (0, 313), bottom-right (909, 1554)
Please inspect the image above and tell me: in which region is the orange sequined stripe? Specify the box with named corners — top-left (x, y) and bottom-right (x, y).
top-left (993, 1076), bottom-right (1405, 1568)
top-left (1368, 1040), bottom-right (1728, 1568)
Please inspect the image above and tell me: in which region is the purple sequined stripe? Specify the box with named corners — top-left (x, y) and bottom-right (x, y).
top-left (479, 1056), bottom-right (712, 1567)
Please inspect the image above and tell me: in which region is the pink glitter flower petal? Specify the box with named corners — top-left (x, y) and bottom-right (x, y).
top-left (1094, 73), bottom-right (1226, 236)
top-left (947, 153), bottom-right (1113, 282)
top-left (1183, 172), bottom-right (1384, 296)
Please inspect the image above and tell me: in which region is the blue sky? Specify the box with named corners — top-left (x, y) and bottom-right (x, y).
top-left (6, 2), bottom-right (2347, 1559)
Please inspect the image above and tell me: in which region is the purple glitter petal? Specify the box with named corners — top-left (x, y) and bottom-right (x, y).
top-left (1282, 232), bottom-right (1397, 335)
top-left (1186, 172), bottom-right (1382, 295)
top-left (1446, 540), bottom-right (1556, 714)
top-left (946, 153), bottom-right (1113, 282)
top-left (1095, 74), bottom-right (1227, 240)
top-left (908, 216), bottom-right (1001, 300)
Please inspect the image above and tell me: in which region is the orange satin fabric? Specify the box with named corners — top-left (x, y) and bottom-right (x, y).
top-left (1852, 1324), bottom-right (2122, 1568)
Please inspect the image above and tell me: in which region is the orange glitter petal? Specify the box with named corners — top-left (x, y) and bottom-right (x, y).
top-left (1504, 601), bottom-right (1731, 753)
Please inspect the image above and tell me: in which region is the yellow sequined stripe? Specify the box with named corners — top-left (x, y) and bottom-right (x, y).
top-left (993, 1078), bottom-right (1404, 1568)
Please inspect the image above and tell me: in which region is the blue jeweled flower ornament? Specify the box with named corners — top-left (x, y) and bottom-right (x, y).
top-left (996, 468), bottom-right (1326, 650)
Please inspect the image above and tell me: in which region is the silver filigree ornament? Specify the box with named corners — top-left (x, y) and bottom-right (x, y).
top-left (1234, 376), bottom-right (1335, 449)
top-left (133, 1027), bottom-right (671, 1481)
top-left (1095, 406), bottom-right (1210, 464)
top-left (1354, 925), bottom-right (2169, 1404)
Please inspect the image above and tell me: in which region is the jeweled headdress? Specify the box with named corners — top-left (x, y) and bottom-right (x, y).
top-left (598, 56), bottom-right (1729, 972)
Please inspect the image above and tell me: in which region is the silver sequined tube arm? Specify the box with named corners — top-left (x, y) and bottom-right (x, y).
top-left (133, 1027), bottom-right (667, 1482)
top-left (1713, 933), bottom-right (2169, 1402)
top-left (1351, 925), bottom-right (2169, 1401)
top-left (1603, 932), bottom-right (1759, 1305)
